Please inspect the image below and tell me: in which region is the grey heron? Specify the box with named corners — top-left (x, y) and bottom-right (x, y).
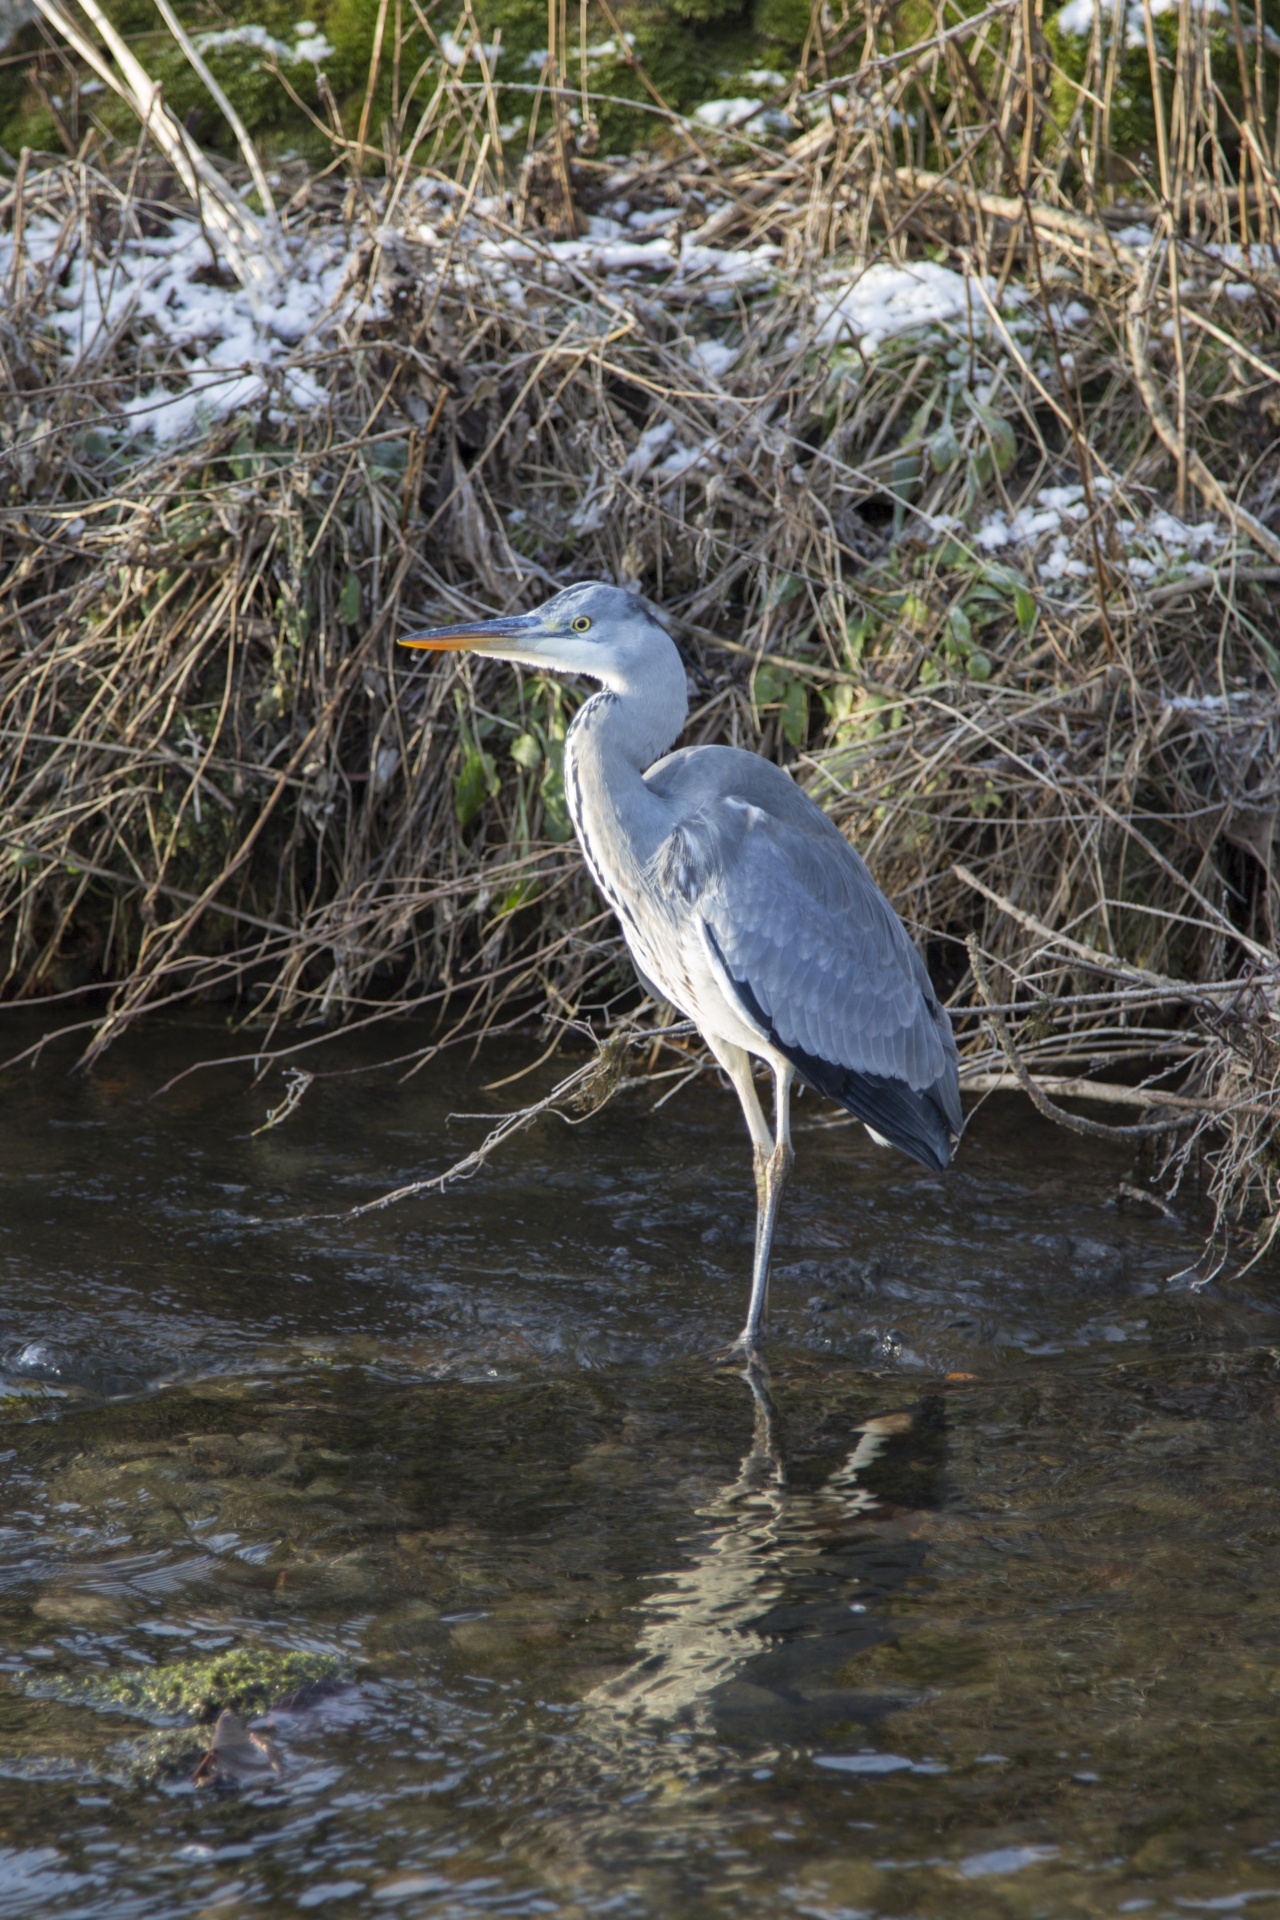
top-left (400, 581), bottom-right (961, 1350)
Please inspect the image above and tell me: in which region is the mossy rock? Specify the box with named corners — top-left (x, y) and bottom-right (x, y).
top-left (106, 1725), bottom-right (222, 1787)
top-left (18, 1644), bottom-right (339, 1725)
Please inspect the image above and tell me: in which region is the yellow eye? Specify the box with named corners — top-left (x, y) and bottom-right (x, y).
top-left (572, 615), bottom-right (592, 632)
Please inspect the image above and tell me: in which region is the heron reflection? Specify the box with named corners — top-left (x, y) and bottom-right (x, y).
top-left (584, 1365), bottom-right (924, 1734)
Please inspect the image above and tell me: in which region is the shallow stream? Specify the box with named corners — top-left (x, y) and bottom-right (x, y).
top-left (1, 1014), bottom-right (1279, 1918)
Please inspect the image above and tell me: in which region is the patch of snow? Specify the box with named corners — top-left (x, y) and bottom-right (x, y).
top-left (1058, 0), bottom-right (1223, 46)
top-left (438, 29), bottom-right (501, 67)
top-left (0, 213), bottom-right (349, 442)
top-left (195, 22), bottom-right (334, 64)
top-left (679, 238), bottom-right (779, 283)
top-left (694, 97), bottom-right (789, 132)
top-left (966, 485), bottom-right (1223, 589)
top-left (1038, 484), bottom-right (1087, 514)
top-left (1010, 506), bottom-right (1062, 540)
top-left (655, 440), bottom-right (713, 479)
top-left (293, 29), bottom-right (333, 64)
top-left (689, 338), bottom-right (738, 379)
top-left (1056, 0), bottom-right (1100, 30)
top-left (1041, 535), bottom-right (1088, 580)
top-left (624, 421), bottom-right (676, 478)
top-left (586, 34), bottom-right (636, 61)
top-left (816, 261), bottom-right (978, 352)
top-left (1146, 510), bottom-right (1219, 551)
top-left (975, 514), bottom-right (1012, 550)
top-left (1206, 242), bottom-right (1275, 270)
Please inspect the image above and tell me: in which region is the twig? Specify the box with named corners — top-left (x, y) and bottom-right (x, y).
top-left (967, 937), bottom-right (1196, 1139)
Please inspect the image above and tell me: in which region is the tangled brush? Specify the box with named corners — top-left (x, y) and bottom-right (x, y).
top-left (1, 0), bottom-right (1278, 1269)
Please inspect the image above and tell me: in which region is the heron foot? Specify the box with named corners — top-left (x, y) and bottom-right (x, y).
top-left (723, 1324), bottom-right (768, 1361)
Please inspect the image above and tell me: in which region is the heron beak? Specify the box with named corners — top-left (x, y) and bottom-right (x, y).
top-left (398, 611), bottom-right (547, 654)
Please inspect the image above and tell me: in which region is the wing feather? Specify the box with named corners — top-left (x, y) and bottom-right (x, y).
top-left (650, 784), bottom-right (961, 1167)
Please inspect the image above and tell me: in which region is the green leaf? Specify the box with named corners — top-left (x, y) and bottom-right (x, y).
top-left (844, 614), bottom-right (874, 665)
top-left (975, 563), bottom-right (1026, 599)
top-left (510, 732), bottom-right (542, 770)
top-left (928, 420), bottom-right (961, 471)
top-left (905, 394), bottom-right (936, 446)
top-left (229, 426), bottom-right (258, 482)
top-left (1014, 585), bottom-right (1038, 637)
top-left (499, 878), bottom-right (541, 913)
top-left (779, 679), bottom-right (808, 747)
top-left (339, 572), bottom-right (362, 626)
top-left (753, 661), bottom-right (809, 744)
top-left (754, 660), bottom-right (790, 707)
top-left (454, 746), bottom-right (498, 826)
top-left (890, 451), bottom-right (922, 497)
top-left (900, 591), bottom-right (932, 634)
top-left (966, 651), bottom-right (993, 681)
top-left (821, 682), bottom-right (856, 724)
top-left (367, 438), bottom-right (409, 476)
top-left (989, 417), bottom-right (1017, 475)
top-left (945, 604), bottom-right (974, 655)
top-left (540, 762), bottom-right (574, 842)
top-left (966, 398), bottom-right (1017, 476)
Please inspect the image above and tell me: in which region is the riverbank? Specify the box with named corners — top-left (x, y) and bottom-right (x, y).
top-left (0, 4), bottom-right (1277, 1262)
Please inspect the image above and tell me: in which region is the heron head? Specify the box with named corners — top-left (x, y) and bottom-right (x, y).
top-left (398, 581), bottom-right (674, 682)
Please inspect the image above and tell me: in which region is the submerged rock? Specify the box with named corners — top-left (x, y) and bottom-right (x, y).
top-left (17, 1644), bottom-right (341, 1726)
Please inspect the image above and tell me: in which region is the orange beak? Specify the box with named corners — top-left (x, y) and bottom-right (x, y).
top-left (398, 610), bottom-right (548, 653)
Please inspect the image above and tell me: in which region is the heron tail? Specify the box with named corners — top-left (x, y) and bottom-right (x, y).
top-left (783, 1048), bottom-right (956, 1173)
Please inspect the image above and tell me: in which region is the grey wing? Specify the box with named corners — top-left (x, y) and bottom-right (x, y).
top-left (653, 791), bottom-right (961, 1171)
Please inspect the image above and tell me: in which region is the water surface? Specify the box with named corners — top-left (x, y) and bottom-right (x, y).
top-left (1, 1014), bottom-right (1278, 1918)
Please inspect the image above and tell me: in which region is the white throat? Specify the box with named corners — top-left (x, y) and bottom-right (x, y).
top-left (567, 629), bottom-right (688, 774)
top-left (562, 629), bottom-right (688, 888)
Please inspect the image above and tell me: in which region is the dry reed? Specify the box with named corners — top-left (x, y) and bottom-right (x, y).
top-left (1, 0), bottom-right (1278, 1271)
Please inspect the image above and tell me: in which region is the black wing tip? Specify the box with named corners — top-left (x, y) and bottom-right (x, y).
top-left (704, 927), bottom-right (960, 1172)
top-left (792, 1048), bottom-right (957, 1173)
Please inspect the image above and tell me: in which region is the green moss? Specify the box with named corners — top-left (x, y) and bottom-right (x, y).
top-left (19, 1645), bottom-right (339, 1724)
top-left (469, 0), bottom-right (549, 69)
top-left (752, 0), bottom-right (809, 49)
top-left (2, 0), bottom-right (1278, 166)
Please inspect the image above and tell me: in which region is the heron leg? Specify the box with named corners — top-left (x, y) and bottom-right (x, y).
top-left (738, 1062), bottom-right (795, 1352)
top-left (704, 1040), bottom-right (795, 1352)
top-left (704, 1034), bottom-right (773, 1162)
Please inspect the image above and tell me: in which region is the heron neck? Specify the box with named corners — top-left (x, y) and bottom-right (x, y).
top-left (564, 644), bottom-right (688, 865)
top-left (569, 644), bottom-right (688, 778)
